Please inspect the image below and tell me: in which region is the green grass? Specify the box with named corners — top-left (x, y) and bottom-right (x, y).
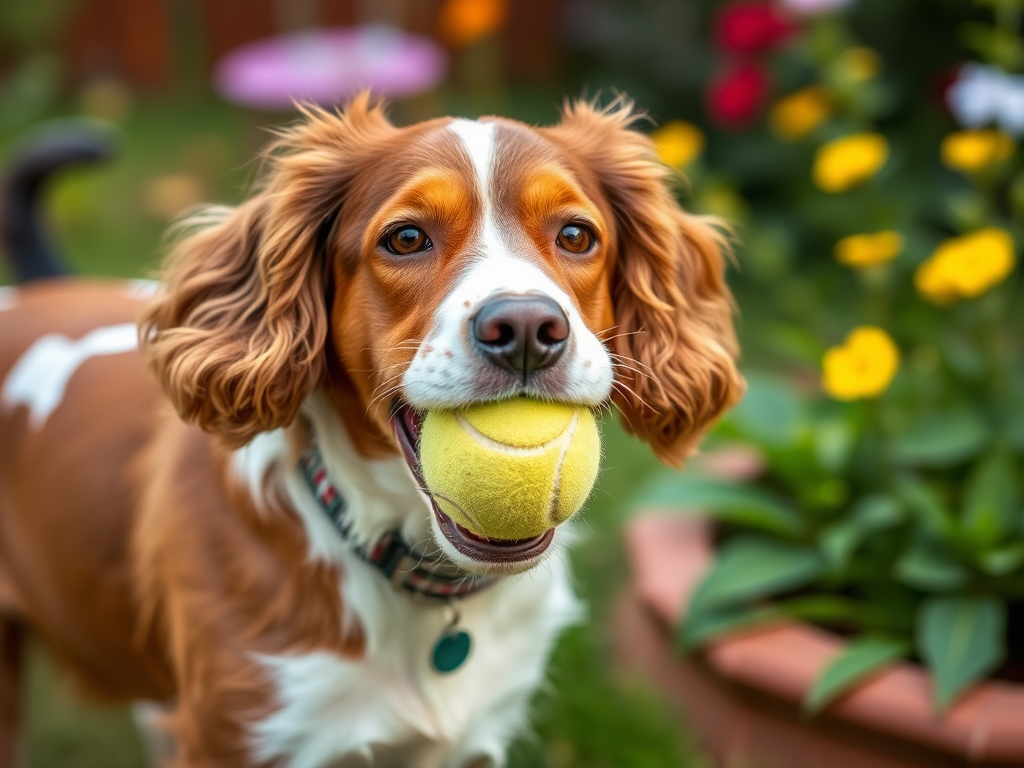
top-left (3, 93), bottom-right (703, 767)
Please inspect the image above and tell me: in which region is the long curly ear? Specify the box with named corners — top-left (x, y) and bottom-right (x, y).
top-left (139, 95), bottom-right (395, 447)
top-left (546, 97), bottom-right (745, 467)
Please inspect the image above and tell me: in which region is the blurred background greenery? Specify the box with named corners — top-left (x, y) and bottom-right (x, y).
top-left (3, 0), bottom-right (1022, 765)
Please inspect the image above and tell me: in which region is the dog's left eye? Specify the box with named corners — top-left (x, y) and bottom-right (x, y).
top-left (384, 226), bottom-right (432, 255)
top-left (556, 224), bottom-right (594, 254)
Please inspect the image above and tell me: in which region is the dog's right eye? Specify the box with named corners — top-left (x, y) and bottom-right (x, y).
top-left (384, 226), bottom-right (432, 256)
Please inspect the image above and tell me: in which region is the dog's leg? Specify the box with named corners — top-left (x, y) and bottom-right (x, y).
top-left (0, 617), bottom-right (24, 768)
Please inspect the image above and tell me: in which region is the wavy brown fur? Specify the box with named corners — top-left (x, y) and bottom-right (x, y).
top-left (139, 94), bottom-right (397, 447)
top-left (544, 96), bottom-right (745, 466)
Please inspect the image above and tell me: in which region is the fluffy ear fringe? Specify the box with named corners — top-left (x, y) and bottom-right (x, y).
top-left (550, 96), bottom-right (746, 467)
top-left (139, 93), bottom-right (394, 447)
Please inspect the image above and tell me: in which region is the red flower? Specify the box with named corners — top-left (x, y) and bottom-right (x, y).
top-left (715, 1), bottom-right (798, 54)
top-left (708, 63), bottom-right (771, 127)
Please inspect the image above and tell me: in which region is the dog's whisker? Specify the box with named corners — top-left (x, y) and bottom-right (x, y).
top-left (611, 359), bottom-right (655, 383)
top-left (599, 328), bottom-right (647, 344)
top-left (370, 370), bottom-right (407, 397)
top-left (610, 379), bottom-right (653, 415)
top-left (608, 351), bottom-right (656, 376)
top-left (593, 324), bottom-right (620, 339)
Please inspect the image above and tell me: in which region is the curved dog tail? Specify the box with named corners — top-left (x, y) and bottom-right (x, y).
top-left (0, 120), bottom-right (116, 284)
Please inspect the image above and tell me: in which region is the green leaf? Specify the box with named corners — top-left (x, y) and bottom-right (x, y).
top-left (890, 409), bottom-right (991, 468)
top-left (962, 450), bottom-right (1018, 549)
top-left (804, 638), bottom-right (908, 715)
top-left (687, 537), bottom-right (825, 615)
top-left (724, 372), bottom-right (807, 448)
top-left (896, 478), bottom-right (955, 536)
top-left (814, 417), bottom-right (857, 474)
top-left (634, 473), bottom-right (803, 536)
top-left (979, 543), bottom-right (1024, 576)
top-left (917, 597), bottom-right (1006, 711)
top-left (776, 595), bottom-right (907, 632)
top-left (895, 542), bottom-right (969, 592)
top-left (677, 603), bottom-right (778, 650)
top-left (819, 495), bottom-right (902, 569)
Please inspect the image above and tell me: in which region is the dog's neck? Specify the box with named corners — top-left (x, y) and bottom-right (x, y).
top-left (232, 389), bottom-right (435, 567)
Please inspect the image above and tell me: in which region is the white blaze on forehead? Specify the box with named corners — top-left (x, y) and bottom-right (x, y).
top-left (0, 287), bottom-right (15, 312)
top-left (2, 323), bottom-right (138, 428)
top-left (448, 119), bottom-right (504, 255)
top-left (448, 119), bottom-right (496, 191)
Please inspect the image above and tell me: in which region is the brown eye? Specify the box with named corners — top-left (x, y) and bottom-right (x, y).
top-left (557, 224), bottom-right (594, 254)
top-left (385, 226), bottom-right (431, 255)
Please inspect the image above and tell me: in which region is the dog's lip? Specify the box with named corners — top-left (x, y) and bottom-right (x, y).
top-left (434, 505), bottom-right (554, 563)
top-left (388, 402), bottom-right (555, 565)
top-left (391, 403), bottom-right (424, 483)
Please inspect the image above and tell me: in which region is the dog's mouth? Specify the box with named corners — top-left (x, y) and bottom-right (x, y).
top-left (390, 402), bottom-right (554, 567)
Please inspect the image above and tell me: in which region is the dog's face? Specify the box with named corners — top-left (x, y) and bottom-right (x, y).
top-left (330, 117), bottom-right (617, 430)
top-left (141, 95), bottom-right (744, 571)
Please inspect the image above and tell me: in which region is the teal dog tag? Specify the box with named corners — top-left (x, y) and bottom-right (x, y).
top-left (432, 630), bottom-right (471, 673)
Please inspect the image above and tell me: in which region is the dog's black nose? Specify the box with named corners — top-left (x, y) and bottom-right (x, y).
top-left (472, 293), bottom-right (570, 377)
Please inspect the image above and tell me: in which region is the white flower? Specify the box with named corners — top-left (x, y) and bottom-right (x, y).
top-left (777, 0), bottom-right (853, 15)
top-left (947, 63), bottom-right (1024, 137)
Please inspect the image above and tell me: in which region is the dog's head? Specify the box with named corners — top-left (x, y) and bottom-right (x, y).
top-left (140, 94), bottom-right (744, 570)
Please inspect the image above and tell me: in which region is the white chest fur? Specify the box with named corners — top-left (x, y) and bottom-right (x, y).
top-left (243, 393), bottom-right (583, 768)
top-left (252, 554), bottom-right (580, 768)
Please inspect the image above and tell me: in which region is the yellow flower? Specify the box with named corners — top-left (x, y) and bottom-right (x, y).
top-left (770, 87), bottom-right (832, 141)
top-left (438, 0), bottom-right (507, 47)
top-left (652, 121), bottom-right (705, 168)
top-left (837, 47), bottom-right (882, 82)
top-left (835, 230), bottom-right (904, 268)
top-left (822, 326), bottom-right (900, 401)
top-left (915, 228), bottom-right (1015, 304)
top-left (813, 133), bottom-right (889, 193)
top-left (941, 130), bottom-right (1014, 173)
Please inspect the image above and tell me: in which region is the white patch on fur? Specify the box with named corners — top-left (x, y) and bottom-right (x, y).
top-left (449, 119), bottom-right (495, 193)
top-left (232, 429), bottom-right (291, 512)
top-left (132, 701), bottom-right (177, 766)
top-left (124, 279), bottom-right (160, 299)
top-left (245, 389), bottom-right (584, 767)
top-left (401, 121), bottom-right (614, 410)
top-left (2, 323), bottom-right (138, 428)
top-left (0, 287), bottom-right (15, 312)
top-left (253, 542), bottom-right (581, 768)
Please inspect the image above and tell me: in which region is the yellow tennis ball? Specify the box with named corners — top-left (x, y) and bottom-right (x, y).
top-left (419, 398), bottom-right (601, 540)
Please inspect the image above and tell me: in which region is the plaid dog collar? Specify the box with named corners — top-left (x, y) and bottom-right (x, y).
top-left (299, 440), bottom-right (497, 602)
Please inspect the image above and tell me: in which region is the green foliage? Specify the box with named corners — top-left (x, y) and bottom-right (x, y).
top-left (649, 0), bottom-right (1024, 717)
top-left (804, 638), bottom-right (907, 714)
top-left (889, 409), bottom-right (991, 468)
top-left (637, 474), bottom-right (803, 536)
top-left (917, 597), bottom-right (1006, 710)
top-left (670, 371), bottom-right (1024, 712)
top-left (680, 537), bottom-right (824, 648)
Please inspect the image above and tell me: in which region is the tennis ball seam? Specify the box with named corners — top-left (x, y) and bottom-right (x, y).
top-left (547, 411), bottom-right (580, 524)
top-left (455, 412), bottom-right (574, 455)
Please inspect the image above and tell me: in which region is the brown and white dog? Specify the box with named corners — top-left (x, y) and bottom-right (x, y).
top-left (0, 95), bottom-right (742, 767)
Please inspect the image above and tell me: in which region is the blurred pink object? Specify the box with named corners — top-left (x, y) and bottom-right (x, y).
top-left (777, 0), bottom-right (853, 15)
top-left (214, 26), bottom-right (447, 110)
top-left (696, 443), bottom-right (765, 482)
